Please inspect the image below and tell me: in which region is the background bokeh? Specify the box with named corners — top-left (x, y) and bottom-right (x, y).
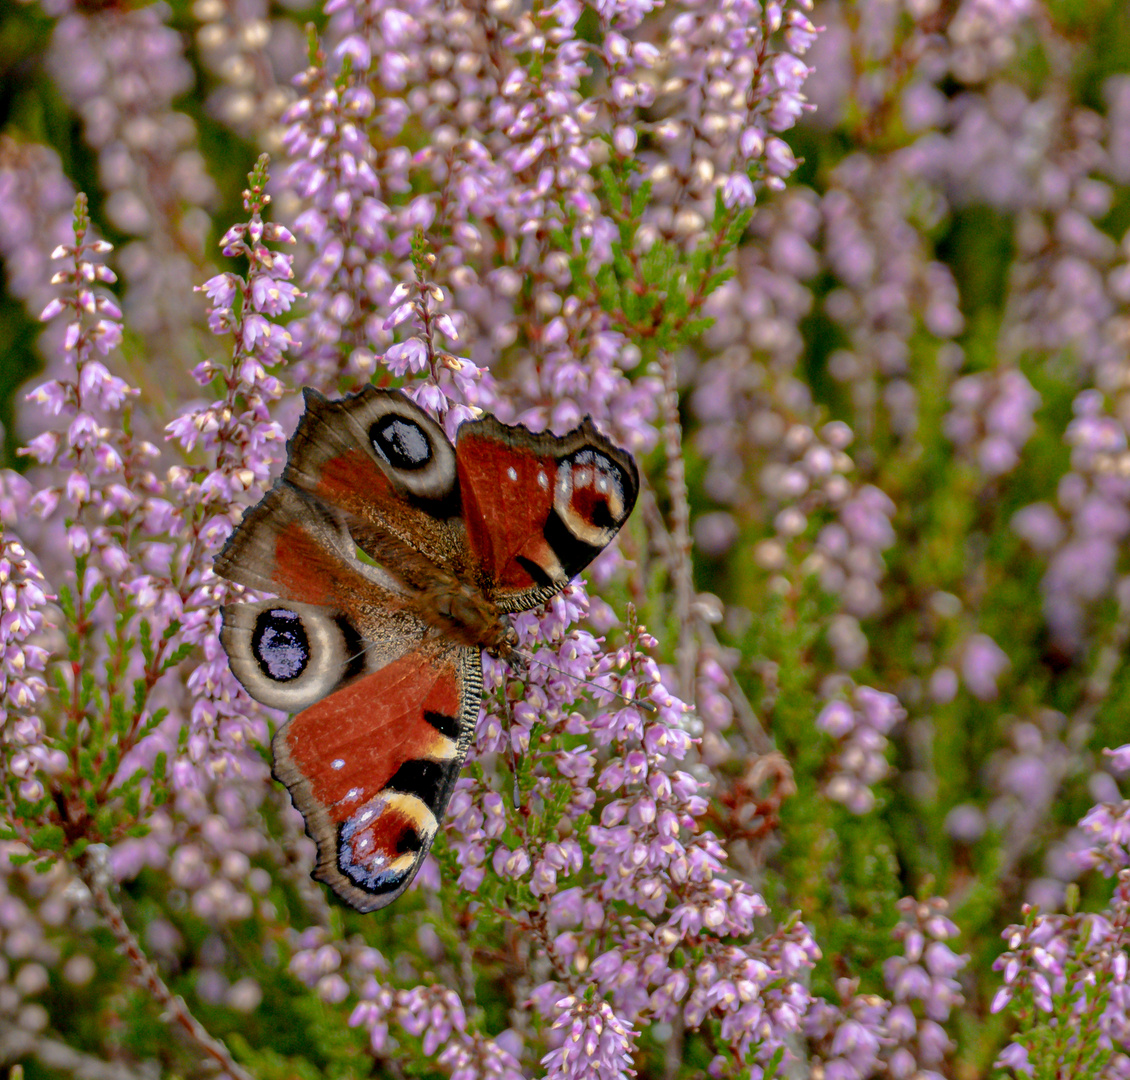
top-left (2, 0), bottom-right (1130, 1077)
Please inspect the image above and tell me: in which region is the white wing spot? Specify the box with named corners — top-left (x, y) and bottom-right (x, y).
top-left (331, 758), bottom-right (345, 770)
top-left (507, 466), bottom-right (518, 482)
top-left (537, 470), bottom-right (548, 489)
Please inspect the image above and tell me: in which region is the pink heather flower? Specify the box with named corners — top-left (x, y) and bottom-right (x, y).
top-left (542, 998), bottom-right (637, 1080)
top-left (820, 684), bottom-right (905, 814)
top-left (960, 634), bottom-right (1010, 700)
top-left (1106, 745), bottom-right (1130, 775)
top-left (817, 700), bottom-right (855, 739)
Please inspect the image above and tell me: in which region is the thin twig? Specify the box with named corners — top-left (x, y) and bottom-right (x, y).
top-left (699, 620), bottom-right (775, 756)
top-left (78, 847), bottom-right (255, 1080)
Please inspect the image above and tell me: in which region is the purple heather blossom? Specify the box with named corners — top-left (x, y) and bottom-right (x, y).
top-left (809, 898), bottom-right (966, 1077)
top-left (960, 633), bottom-right (1010, 701)
top-left (945, 369), bottom-right (1040, 478)
top-left (819, 683), bottom-right (906, 814)
top-left (0, 139), bottom-right (77, 362)
top-left (992, 873), bottom-right (1130, 1074)
top-left (542, 998), bottom-right (636, 1080)
top-left (45, 3), bottom-right (218, 372)
top-left (0, 536), bottom-right (52, 752)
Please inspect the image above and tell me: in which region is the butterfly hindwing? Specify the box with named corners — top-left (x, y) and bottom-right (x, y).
top-left (272, 641), bottom-right (481, 912)
top-left (221, 599), bottom-right (378, 713)
top-left (455, 415), bottom-right (640, 611)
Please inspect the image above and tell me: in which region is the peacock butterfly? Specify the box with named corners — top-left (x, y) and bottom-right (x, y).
top-left (214, 386), bottom-right (639, 911)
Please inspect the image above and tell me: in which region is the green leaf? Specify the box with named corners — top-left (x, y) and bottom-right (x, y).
top-left (629, 178), bottom-right (653, 219)
top-left (30, 824), bottom-right (64, 851)
top-left (101, 743), bottom-right (121, 780)
top-left (140, 708), bottom-right (169, 739)
top-left (132, 679), bottom-right (147, 720)
top-left (80, 670), bottom-right (96, 708)
top-left (139, 619), bottom-right (154, 667)
top-left (161, 641), bottom-right (196, 672)
top-left (111, 694), bottom-right (129, 736)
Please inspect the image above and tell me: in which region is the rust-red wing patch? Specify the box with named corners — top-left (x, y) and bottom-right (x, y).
top-left (456, 430), bottom-right (562, 592)
top-left (281, 651), bottom-right (462, 816)
top-left (310, 447), bottom-right (397, 515)
top-left (271, 520), bottom-right (344, 607)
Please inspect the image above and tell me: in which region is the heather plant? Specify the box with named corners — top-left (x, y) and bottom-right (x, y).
top-left (3, 0), bottom-right (1130, 1077)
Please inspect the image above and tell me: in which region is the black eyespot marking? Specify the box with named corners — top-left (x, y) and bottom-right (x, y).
top-left (589, 499), bottom-right (616, 529)
top-left (395, 827), bottom-right (423, 856)
top-left (334, 614), bottom-right (366, 683)
top-left (543, 510), bottom-right (603, 578)
top-left (371, 415), bottom-right (432, 470)
top-left (516, 554), bottom-right (556, 589)
top-left (253, 608), bottom-right (309, 682)
top-left (387, 759), bottom-right (447, 810)
top-left (423, 710), bottom-right (461, 742)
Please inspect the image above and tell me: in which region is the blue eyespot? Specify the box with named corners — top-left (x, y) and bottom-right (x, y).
top-left (253, 608), bottom-right (309, 681)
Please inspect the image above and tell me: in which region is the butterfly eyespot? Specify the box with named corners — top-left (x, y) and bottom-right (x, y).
top-left (370, 415), bottom-right (433, 471)
top-left (222, 599), bottom-right (361, 712)
top-left (339, 791), bottom-right (434, 893)
top-left (554, 449), bottom-right (630, 545)
top-left (253, 608), bottom-right (310, 681)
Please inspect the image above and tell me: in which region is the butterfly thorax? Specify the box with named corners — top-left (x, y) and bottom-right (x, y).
top-left (412, 576), bottom-right (516, 659)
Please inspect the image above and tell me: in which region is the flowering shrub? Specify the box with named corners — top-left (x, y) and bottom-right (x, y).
top-left (2, 0), bottom-right (1130, 1076)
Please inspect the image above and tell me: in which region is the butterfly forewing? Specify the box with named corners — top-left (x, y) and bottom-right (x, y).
top-left (283, 387), bottom-right (465, 588)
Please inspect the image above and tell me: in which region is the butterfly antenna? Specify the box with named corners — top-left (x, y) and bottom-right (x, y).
top-left (342, 638), bottom-right (384, 668)
top-left (511, 649), bottom-right (658, 714)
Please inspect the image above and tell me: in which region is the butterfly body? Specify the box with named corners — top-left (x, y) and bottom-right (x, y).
top-left (215, 387), bottom-right (638, 911)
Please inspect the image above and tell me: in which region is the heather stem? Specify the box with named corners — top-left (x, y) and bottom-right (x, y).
top-left (78, 848), bottom-right (255, 1080)
top-left (657, 347), bottom-right (696, 701)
